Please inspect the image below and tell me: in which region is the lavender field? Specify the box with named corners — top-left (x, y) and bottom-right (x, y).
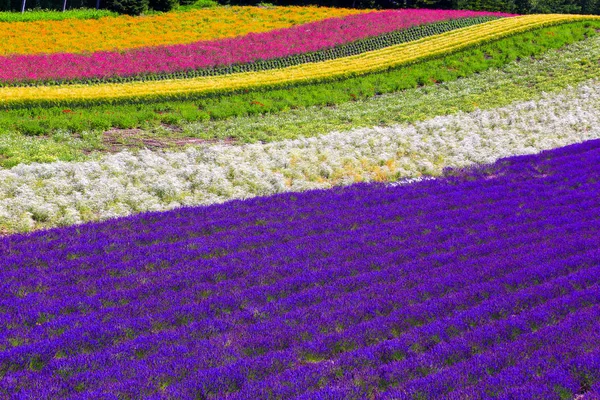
top-left (1, 140), bottom-right (599, 398)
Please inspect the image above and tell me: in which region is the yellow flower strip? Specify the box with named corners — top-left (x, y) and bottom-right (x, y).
top-left (0, 6), bottom-right (365, 55)
top-left (2, 14), bottom-right (598, 106)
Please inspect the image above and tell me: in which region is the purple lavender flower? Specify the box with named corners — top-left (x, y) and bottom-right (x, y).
top-left (0, 139), bottom-right (598, 398)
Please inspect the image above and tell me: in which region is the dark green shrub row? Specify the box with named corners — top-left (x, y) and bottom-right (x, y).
top-left (4, 16), bottom-right (497, 87)
top-left (2, 0), bottom-right (600, 17)
top-left (106, 0), bottom-right (176, 14)
top-left (218, 0), bottom-right (600, 15)
top-left (0, 0), bottom-right (178, 14)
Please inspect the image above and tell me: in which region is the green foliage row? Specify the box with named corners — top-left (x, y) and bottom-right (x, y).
top-left (0, 0), bottom-right (204, 15)
top-left (1, 21), bottom-right (597, 158)
top-left (0, 7), bottom-right (116, 20)
top-left (6, 17), bottom-right (497, 87)
top-left (451, 0), bottom-right (599, 14)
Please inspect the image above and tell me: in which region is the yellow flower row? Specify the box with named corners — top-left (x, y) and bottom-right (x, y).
top-left (2, 14), bottom-right (598, 106)
top-left (0, 6), bottom-right (365, 55)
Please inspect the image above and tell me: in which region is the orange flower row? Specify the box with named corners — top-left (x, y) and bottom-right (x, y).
top-left (0, 6), bottom-right (366, 55)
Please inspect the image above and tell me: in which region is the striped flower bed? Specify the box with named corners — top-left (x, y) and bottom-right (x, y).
top-left (0, 11), bottom-right (511, 85)
top-left (1, 139), bottom-right (598, 398)
top-left (3, 14), bottom-right (598, 107)
top-left (1, 81), bottom-right (598, 234)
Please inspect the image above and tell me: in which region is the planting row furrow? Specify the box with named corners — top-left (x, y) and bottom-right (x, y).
top-left (4, 221), bottom-right (592, 375)
top-left (5, 203), bottom-right (593, 361)
top-left (3, 179), bottom-right (596, 334)
top-left (4, 243), bottom-right (598, 397)
top-left (221, 289), bottom-right (600, 398)
top-left (378, 306), bottom-right (600, 399)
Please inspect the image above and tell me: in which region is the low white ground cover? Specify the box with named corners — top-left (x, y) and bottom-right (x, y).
top-left (1, 81), bottom-right (599, 233)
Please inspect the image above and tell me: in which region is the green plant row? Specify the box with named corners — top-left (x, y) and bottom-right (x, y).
top-left (0, 8), bottom-right (117, 22)
top-left (5, 16), bottom-right (500, 87)
top-left (1, 20), bottom-right (598, 165)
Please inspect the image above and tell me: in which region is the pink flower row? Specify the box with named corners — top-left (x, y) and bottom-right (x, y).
top-left (1, 9), bottom-right (515, 83)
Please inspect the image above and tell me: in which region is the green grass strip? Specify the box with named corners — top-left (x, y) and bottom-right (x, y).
top-left (0, 8), bottom-right (117, 22)
top-left (1, 21), bottom-right (599, 168)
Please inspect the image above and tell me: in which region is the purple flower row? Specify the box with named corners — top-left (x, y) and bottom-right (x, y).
top-left (0, 9), bottom-right (514, 84)
top-left (0, 139), bottom-right (599, 398)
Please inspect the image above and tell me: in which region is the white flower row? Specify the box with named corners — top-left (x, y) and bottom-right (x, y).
top-left (1, 81), bottom-right (600, 233)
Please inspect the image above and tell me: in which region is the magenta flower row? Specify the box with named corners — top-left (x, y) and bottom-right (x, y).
top-left (0, 9), bottom-right (514, 83)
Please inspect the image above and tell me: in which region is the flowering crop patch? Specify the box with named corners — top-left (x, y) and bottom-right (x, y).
top-left (1, 81), bottom-right (598, 234)
top-left (2, 14), bottom-right (597, 107)
top-left (0, 12), bottom-right (508, 85)
top-left (0, 140), bottom-right (599, 398)
top-left (0, 6), bottom-right (364, 56)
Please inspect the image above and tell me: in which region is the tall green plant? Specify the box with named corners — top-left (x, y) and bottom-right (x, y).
top-left (148, 0), bottom-right (177, 10)
top-left (106, 0), bottom-right (147, 14)
top-left (527, 0), bottom-right (581, 13)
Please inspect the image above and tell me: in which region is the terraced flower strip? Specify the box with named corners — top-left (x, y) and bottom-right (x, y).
top-left (1, 81), bottom-right (599, 234)
top-left (2, 14), bottom-right (597, 106)
top-left (181, 32), bottom-right (600, 145)
top-left (0, 19), bottom-right (595, 161)
top-left (0, 27), bottom-right (596, 169)
top-left (0, 14), bottom-right (506, 85)
top-left (0, 6), bottom-right (364, 56)
top-left (1, 139), bottom-right (598, 398)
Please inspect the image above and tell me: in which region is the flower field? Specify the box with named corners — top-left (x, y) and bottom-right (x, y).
top-left (0, 6), bottom-right (364, 55)
top-left (0, 11), bottom-right (507, 85)
top-left (1, 141), bottom-right (600, 398)
top-left (2, 82), bottom-right (599, 232)
top-left (4, 14), bottom-right (597, 106)
top-left (1, 5), bottom-right (600, 399)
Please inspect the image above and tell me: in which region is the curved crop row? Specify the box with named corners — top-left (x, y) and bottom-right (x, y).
top-left (0, 16), bottom-right (503, 86)
top-left (0, 6), bottom-right (365, 56)
top-left (0, 139), bottom-right (598, 398)
top-left (2, 14), bottom-right (597, 107)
